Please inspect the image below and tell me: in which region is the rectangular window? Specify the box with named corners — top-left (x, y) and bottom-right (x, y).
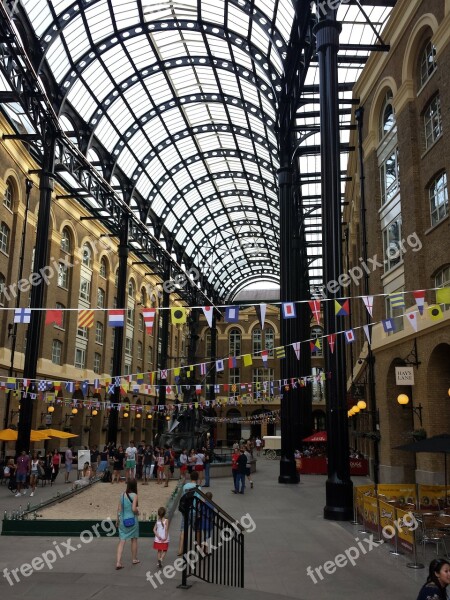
top-left (430, 173), bottom-right (448, 227)
top-left (137, 341), bottom-right (143, 360)
top-left (382, 218), bottom-right (402, 272)
top-left (51, 340), bottom-right (62, 365)
top-left (124, 363), bottom-right (132, 376)
top-left (424, 96), bottom-right (442, 149)
top-left (77, 326), bottom-right (88, 339)
top-left (55, 302), bottom-right (65, 329)
top-left (95, 321), bottom-right (104, 344)
top-left (111, 329), bottom-right (115, 351)
top-left (265, 329), bottom-right (275, 357)
top-left (74, 347), bottom-right (86, 369)
top-left (386, 290), bottom-right (405, 334)
top-left (127, 308), bottom-right (134, 326)
top-left (79, 278), bottom-right (91, 302)
top-left (97, 288), bottom-right (105, 308)
top-left (252, 329), bottom-right (262, 356)
top-left (58, 263), bottom-right (69, 289)
top-left (94, 352), bottom-right (101, 374)
top-left (125, 337), bottom-right (132, 357)
top-left (0, 223), bottom-right (10, 254)
top-left (148, 345), bottom-right (153, 369)
top-left (252, 368), bottom-right (274, 397)
top-left (380, 148), bottom-right (399, 205)
top-left (229, 368), bottom-right (240, 385)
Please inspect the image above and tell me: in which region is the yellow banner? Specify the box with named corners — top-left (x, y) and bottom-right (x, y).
top-left (355, 484), bottom-right (375, 520)
top-left (379, 499), bottom-right (396, 543)
top-left (377, 484), bottom-right (416, 506)
top-left (418, 485), bottom-right (449, 510)
top-left (363, 495), bottom-right (378, 532)
top-left (396, 507), bottom-right (414, 553)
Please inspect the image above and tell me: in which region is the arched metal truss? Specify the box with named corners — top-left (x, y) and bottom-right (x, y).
top-left (0, 0), bottom-right (396, 301)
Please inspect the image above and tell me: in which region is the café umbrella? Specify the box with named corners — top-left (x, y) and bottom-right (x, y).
top-left (41, 428), bottom-right (78, 439)
top-left (394, 434), bottom-right (450, 493)
top-left (0, 429), bottom-right (52, 442)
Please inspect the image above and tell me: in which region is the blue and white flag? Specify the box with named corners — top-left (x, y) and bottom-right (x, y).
top-left (14, 308), bottom-right (31, 324)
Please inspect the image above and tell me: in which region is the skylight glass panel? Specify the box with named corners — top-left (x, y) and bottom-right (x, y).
top-left (117, 147), bottom-right (138, 174)
top-left (205, 37), bottom-right (232, 62)
top-left (200, 1), bottom-right (224, 24)
top-left (124, 37), bottom-right (156, 70)
top-left (112, 0), bottom-right (141, 28)
top-left (227, 5), bottom-right (250, 40)
top-left (22, 0), bottom-right (53, 36)
top-left (147, 157), bottom-right (166, 182)
top-left (128, 131), bottom-right (151, 158)
top-left (144, 72), bottom-right (174, 104)
top-left (67, 81), bottom-right (98, 120)
top-left (151, 194), bottom-right (166, 216)
top-left (45, 39), bottom-right (71, 82)
top-left (86, 1), bottom-right (115, 44)
top-left (136, 176), bottom-right (152, 197)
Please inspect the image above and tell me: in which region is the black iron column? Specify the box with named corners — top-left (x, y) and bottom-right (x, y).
top-left (208, 311), bottom-right (217, 404)
top-left (278, 165), bottom-right (301, 484)
top-left (315, 9), bottom-right (353, 520)
top-left (355, 106), bottom-right (380, 485)
top-left (17, 124), bottom-right (56, 454)
top-left (157, 261), bottom-right (171, 434)
top-left (108, 213), bottom-right (129, 443)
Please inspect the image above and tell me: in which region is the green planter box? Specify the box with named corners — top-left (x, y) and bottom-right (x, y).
top-left (2, 518), bottom-right (156, 537)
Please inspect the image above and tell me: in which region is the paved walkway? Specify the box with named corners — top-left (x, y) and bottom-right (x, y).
top-left (0, 459), bottom-right (433, 599)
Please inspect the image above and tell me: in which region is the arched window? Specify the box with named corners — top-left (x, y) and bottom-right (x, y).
top-left (128, 279), bottom-right (136, 298)
top-left (97, 288), bottom-right (105, 308)
top-left (0, 222), bottom-right (10, 254)
top-left (379, 91), bottom-right (395, 140)
top-left (418, 40), bottom-right (437, 88)
top-left (229, 328), bottom-right (241, 356)
top-left (99, 257), bottom-right (107, 278)
top-left (424, 95), bottom-right (442, 150)
top-left (82, 243), bottom-right (93, 268)
top-left (141, 286), bottom-right (147, 306)
top-left (4, 179), bottom-right (13, 210)
top-left (429, 172), bottom-right (448, 227)
top-left (61, 227), bottom-right (71, 253)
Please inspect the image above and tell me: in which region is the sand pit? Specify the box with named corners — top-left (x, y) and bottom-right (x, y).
top-left (38, 479), bottom-right (179, 521)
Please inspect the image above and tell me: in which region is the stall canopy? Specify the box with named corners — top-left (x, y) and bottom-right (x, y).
top-left (303, 431), bottom-right (327, 443)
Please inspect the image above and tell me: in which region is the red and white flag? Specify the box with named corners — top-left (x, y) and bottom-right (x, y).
top-left (142, 308), bottom-right (156, 334)
top-left (406, 311), bottom-right (418, 332)
top-left (202, 306), bottom-right (214, 328)
top-left (362, 296), bottom-right (374, 317)
top-left (363, 324), bottom-right (371, 345)
top-left (412, 290), bottom-right (426, 315)
top-left (292, 342), bottom-right (301, 360)
top-left (308, 300), bottom-right (321, 324)
top-left (327, 334), bottom-right (336, 354)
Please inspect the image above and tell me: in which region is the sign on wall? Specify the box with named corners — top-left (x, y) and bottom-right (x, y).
top-left (395, 366), bottom-right (415, 385)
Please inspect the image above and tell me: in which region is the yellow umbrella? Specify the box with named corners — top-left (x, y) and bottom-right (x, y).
top-left (0, 428), bottom-right (18, 441)
top-left (43, 428), bottom-right (78, 439)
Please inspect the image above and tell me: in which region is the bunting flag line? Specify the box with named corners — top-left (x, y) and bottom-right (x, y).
top-left (200, 363), bottom-right (207, 376)
top-left (202, 306), bottom-right (214, 328)
top-left (344, 329), bottom-right (355, 344)
top-left (142, 308), bottom-right (156, 333)
top-left (382, 318), bottom-right (396, 333)
top-left (228, 356), bottom-right (237, 369)
top-left (255, 303), bottom-right (267, 329)
top-left (261, 350), bottom-right (269, 365)
top-left (171, 307), bottom-right (187, 324)
top-left (335, 299), bottom-right (350, 316)
top-left (363, 324), bottom-right (371, 345)
top-left (14, 308), bottom-right (31, 324)
top-left (216, 359), bottom-right (224, 372)
top-left (108, 309), bottom-right (124, 327)
top-left (412, 290), bottom-right (425, 315)
top-left (243, 354), bottom-right (253, 367)
top-left (274, 346), bottom-right (285, 359)
top-left (362, 296), bottom-right (374, 317)
top-left (78, 309), bottom-right (94, 329)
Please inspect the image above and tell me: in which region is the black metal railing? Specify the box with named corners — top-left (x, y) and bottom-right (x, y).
top-left (179, 488), bottom-right (244, 588)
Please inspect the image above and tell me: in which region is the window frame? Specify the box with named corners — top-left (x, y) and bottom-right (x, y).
top-left (95, 321), bottom-right (104, 345)
top-left (424, 95), bottom-right (442, 150)
top-left (0, 222), bottom-right (10, 254)
top-left (60, 227), bottom-right (71, 253)
top-left (74, 347), bottom-right (86, 370)
top-left (51, 339), bottom-right (62, 365)
top-left (3, 180), bottom-right (13, 211)
top-left (429, 172), bottom-right (449, 227)
top-left (419, 39), bottom-right (437, 89)
top-left (229, 328), bottom-right (241, 357)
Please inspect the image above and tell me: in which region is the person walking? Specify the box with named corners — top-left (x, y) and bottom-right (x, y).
top-left (179, 448), bottom-right (188, 481)
top-left (51, 449), bottom-right (61, 483)
top-left (64, 445), bottom-right (73, 483)
top-left (29, 452), bottom-right (41, 497)
top-left (142, 445), bottom-right (154, 485)
top-left (115, 479), bottom-right (140, 569)
top-left (231, 446), bottom-right (239, 492)
top-left (233, 448), bottom-right (247, 494)
top-left (153, 506), bottom-right (170, 569)
top-left (195, 448), bottom-right (205, 485)
top-left (163, 445), bottom-right (171, 487)
top-left (125, 441), bottom-right (137, 481)
top-left (15, 450), bottom-right (30, 497)
top-left (416, 558), bottom-right (450, 600)
top-left (244, 447), bottom-right (254, 489)
top-left (203, 448), bottom-right (211, 487)
top-left (177, 471), bottom-right (201, 556)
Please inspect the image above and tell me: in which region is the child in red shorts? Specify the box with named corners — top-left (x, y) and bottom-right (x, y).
top-left (153, 506), bottom-right (170, 569)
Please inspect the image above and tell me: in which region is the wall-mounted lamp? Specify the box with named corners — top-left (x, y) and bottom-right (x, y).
top-left (397, 393), bottom-right (423, 426)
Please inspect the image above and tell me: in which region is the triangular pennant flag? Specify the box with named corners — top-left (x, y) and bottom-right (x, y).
top-left (406, 311), bottom-right (418, 332)
top-left (142, 308), bottom-right (156, 334)
top-left (327, 334), bottom-right (336, 354)
top-left (436, 287), bottom-right (450, 305)
top-left (282, 302), bottom-right (296, 319)
top-left (344, 329), bottom-right (355, 344)
top-left (292, 342), bottom-right (301, 360)
top-left (362, 296), bottom-right (374, 317)
top-left (225, 306), bottom-right (239, 323)
top-left (202, 306), bottom-right (214, 328)
top-left (171, 307), bottom-right (187, 324)
top-left (412, 290), bottom-right (425, 315)
top-left (382, 318), bottom-right (396, 333)
top-left (255, 304), bottom-right (267, 329)
top-left (308, 300), bottom-right (321, 324)
top-left (334, 299), bottom-right (350, 316)
top-left (243, 354), bottom-right (253, 367)
top-left (261, 350), bottom-right (269, 364)
top-left (78, 309), bottom-right (94, 328)
top-left (363, 325), bottom-right (371, 345)
top-left (45, 309), bottom-right (63, 327)
top-left (428, 304), bottom-right (443, 322)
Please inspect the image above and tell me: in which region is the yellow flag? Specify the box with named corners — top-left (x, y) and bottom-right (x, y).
top-left (174, 368), bottom-right (181, 377)
top-left (243, 354), bottom-right (253, 367)
top-left (171, 307), bottom-right (187, 324)
top-left (428, 304), bottom-right (443, 321)
top-left (436, 287), bottom-right (450, 305)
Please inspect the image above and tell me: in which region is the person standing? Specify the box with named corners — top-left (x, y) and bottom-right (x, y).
top-left (115, 479), bottom-right (140, 569)
top-left (244, 447), bottom-right (253, 489)
top-left (15, 450), bottom-right (30, 497)
top-left (203, 448), bottom-right (211, 487)
top-left (163, 445), bottom-right (171, 487)
top-left (125, 440), bottom-right (137, 481)
top-left (255, 437), bottom-right (262, 456)
top-left (416, 558), bottom-right (450, 600)
top-left (195, 448), bottom-right (205, 485)
top-left (153, 506), bottom-right (170, 569)
top-left (29, 452), bottom-right (41, 497)
top-left (179, 448), bottom-right (188, 481)
top-left (233, 448), bottom-right (247, 494)
top-left (64, 445), bottom-right (73, 484)
top-left (231, 447), bottom-right (239, 492)
top-left (97, 446), bottom-right (109, 475)
top-left (112, 445), bottom-right (125, 483)
top-left (177, 471), bottom-right (201, 556)
top-left (51, 449), bottom-right (61, 483)
top-left (142, 445), bottom-right (154, 485)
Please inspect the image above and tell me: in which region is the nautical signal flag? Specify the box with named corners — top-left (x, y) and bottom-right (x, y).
top-left (108, 309), bottom-right (124, 327)
top-left (428, 304), bottom-right (443, 322)
top-left (171, 307), bottom-right (187, 324)
top-left (382, 318), bottom-right (396, 333)
top-left (436, 287), bottom-right (450, 305)
top-left (255, 304), bottom-right (267, 329)
top-left (292, 342), bottom-right (301, 360)
top-left (362, 296), bottom-right (374, 317)
top-left (225, 306), bottom-right (239, 323)
top-left (344, 329), bottom-right (355, 344)
top-left (327, 334), bottom-right (336, 354)
top-left (78, 309), bottom-right (94, 328)
top-left (334, 299), bottom-right (350, 316)
top-left (228, 356), bottom-right (237, 369)
top-left (274, 346), bottom-right (286, 359)
top-left (282, 302), bottom-right (296, 319)
top-left (363, 324), bottom-right (371, 345)
top-left (202, 306), bottom-right (213, 328)
top-left (310, 339), bottom-right (321, 354)
top-left (45, 309), bottom-right (63, 327)
top-left (142, 308), bottom-right (156, 333)
top-left (14, 308), bottom-right (31, 324)
top-left (412, 290), bottom-right (425, 315)
top-left (389, 292), bottom-right (405, 309)
top-left (216, 359), bottom-right (224, 372)
top-left (261, 350), bottom-right (269, 364)
top-left (308, 300), bottom-right (321, 324)
top-left (243, 354), bottom-right (253, 367)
